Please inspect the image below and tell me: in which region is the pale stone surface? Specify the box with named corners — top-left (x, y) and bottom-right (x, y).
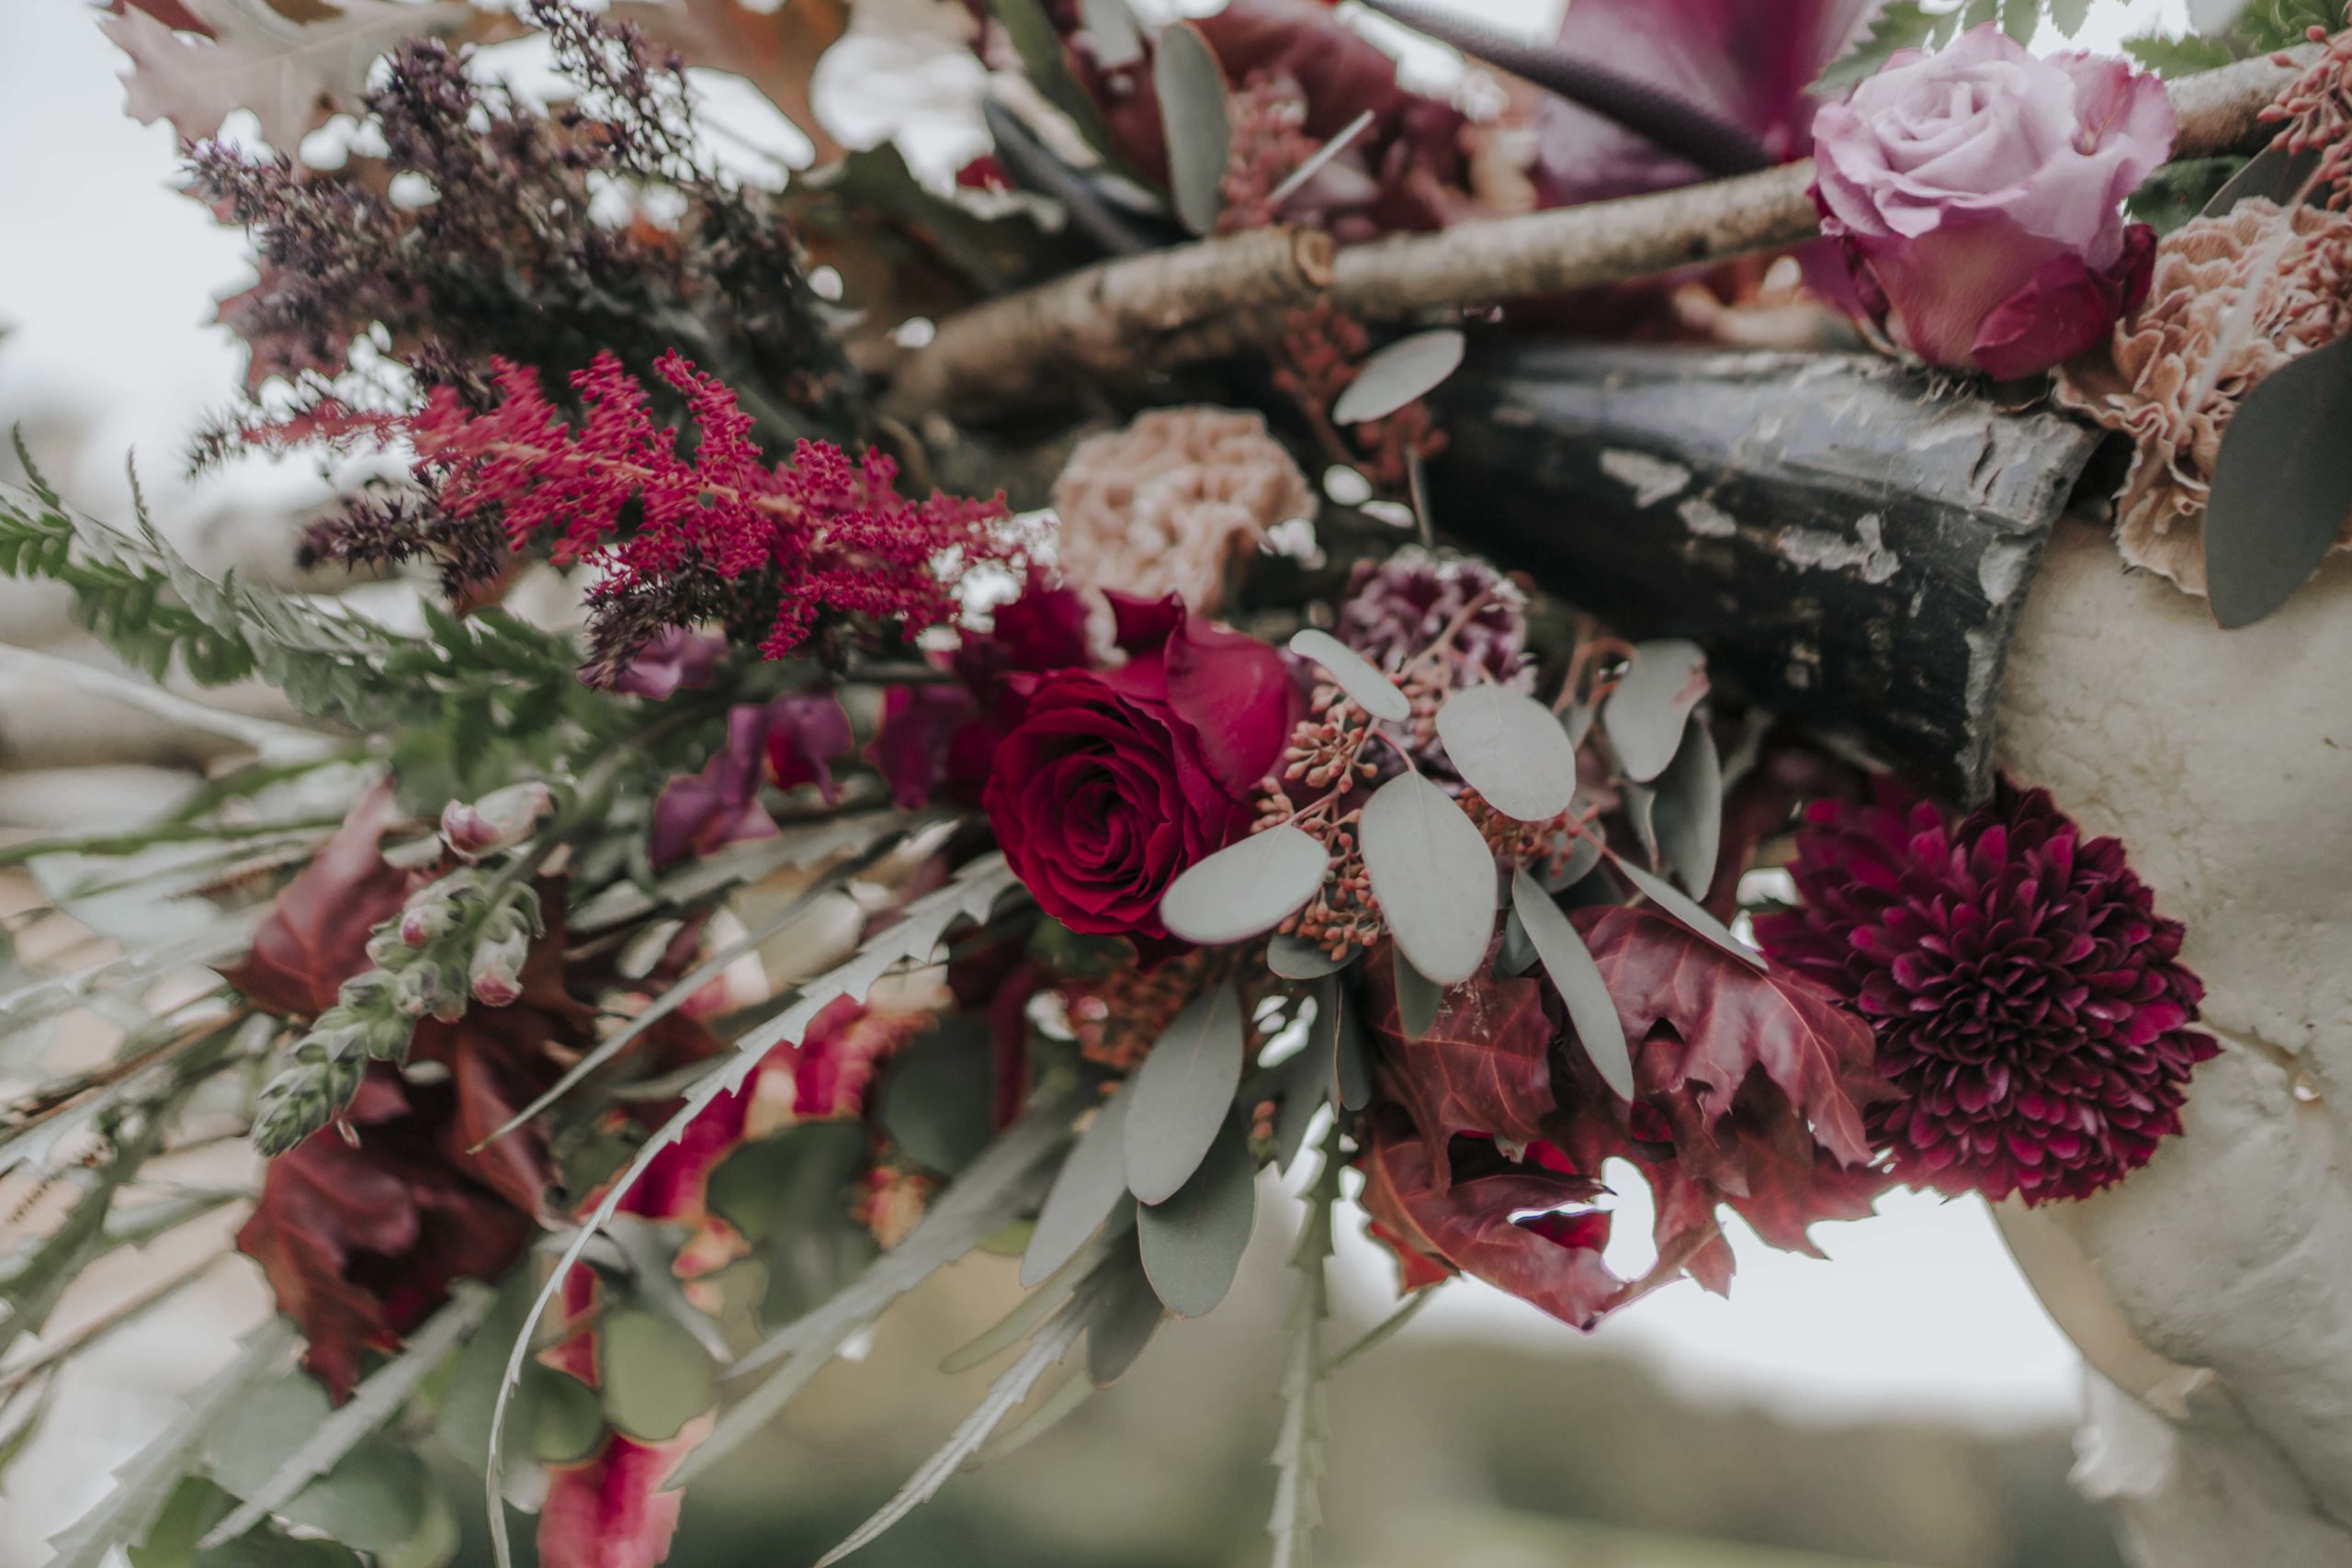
top-left (1996, 519), bottom-right (2352, 1562)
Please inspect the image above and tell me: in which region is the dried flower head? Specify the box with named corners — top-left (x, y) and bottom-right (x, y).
top-left (1336, 546), bottom-right (1531, 690)
top-left (1756, 782), bottom-right (2218, 1206)
top-left (2054, 198), bottom-right (2352, 593)
top-left (1050, 407), bottom-right (1313, 615)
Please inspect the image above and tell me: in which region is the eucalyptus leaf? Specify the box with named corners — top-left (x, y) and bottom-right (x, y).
top-left (1331, 330), bottom-right (1465, 424)
top-left (598, 1309), bottom-right (718, 1444)
top-left (1356, 772), bottom-right (1496, 985)
top-left (1136, 1116), bottom-right (1257, 1318)
top-left (1159, 826), bottom-right (1329, 946)
top-left (1650, 714), bottom-right (1722, 897)
top-left (877, 1023), bottom-right (996, 1175)
top-left (1268, 933), bottom-right (1351, 980)
top-left (1434, 683), bottom-right (1578, 821)
top-left (1021, 1079), bottom-right (1136, 1287)
top-left (2205, 334), bottom-right (2352, 629)
top-left (1617, 860), bottom-right (1764, 968)
top-left (1085, 1239), bottom-right (1166, 1387)
top-left (1154, 22), bottom-right (1230, 235)
top-left (705, 1121), bottom-right (870, 1247)
top-left (1287, 628), bottom-right (1410, 722)
top-left (1602, 638), bottom-right (1708, 783)
top-left (1511, 871), bottom-right (1634, 1100)
top-left (1391, 947), bottom-right (1442, 1043)
top-left (1125, 983), bottom-right (1247, 1205)
top-left (1079, 0), bottom-right (1142, 65)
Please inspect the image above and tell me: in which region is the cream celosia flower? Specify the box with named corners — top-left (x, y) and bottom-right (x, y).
top-left (1050, 407), bottom-right (1312, 615)
top-left (2056, 199), bottom-right (2352, 593)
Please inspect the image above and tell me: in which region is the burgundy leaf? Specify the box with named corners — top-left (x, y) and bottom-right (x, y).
top-left (1363, 952), bottom-right (1554, 1189)
top-left (220, 777), bottom-right (410, 1017)
top-left (1577, 905), bottom-right (1888, 1168)
top-left (1360, 1114), bottom-right (1620, 1329)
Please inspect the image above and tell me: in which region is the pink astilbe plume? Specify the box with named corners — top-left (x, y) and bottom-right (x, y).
top-left (406, 351), bottom-right (1012, 671)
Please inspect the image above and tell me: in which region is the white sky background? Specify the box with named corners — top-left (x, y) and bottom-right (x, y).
top-left (0, 0), bottom-right (2208, 1432)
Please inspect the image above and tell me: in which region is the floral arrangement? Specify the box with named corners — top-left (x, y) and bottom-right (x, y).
top-left (5, 2), bottom-right (2344, 1565)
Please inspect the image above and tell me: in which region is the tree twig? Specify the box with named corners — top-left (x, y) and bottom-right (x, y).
top-left (888, 48), bottom-right (2314, 425)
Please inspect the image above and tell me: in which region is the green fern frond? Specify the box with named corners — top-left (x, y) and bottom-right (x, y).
top-left (0, 470), bottom-right (585, 750)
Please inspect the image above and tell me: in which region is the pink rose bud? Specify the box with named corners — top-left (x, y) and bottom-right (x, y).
top-left (441, 782), bottom-right (555, 860)
top-left (1809, 26), bottom-right (2175, 378)
top-left (469, 926), bottom-right (530, 1009)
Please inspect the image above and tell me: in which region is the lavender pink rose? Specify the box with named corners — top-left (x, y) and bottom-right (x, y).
top-left (1810, 26), bottom-right (2174, 379)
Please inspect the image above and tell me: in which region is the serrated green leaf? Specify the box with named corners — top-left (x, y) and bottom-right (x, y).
top-left (45, 1320), bottom-right (299, 1568)
top-left (1265, 1128), bottom-right (1340, 1568)
top-left (199, 1284), bottom-right (492, 1550)
top-left (814, 1285), bottom-right (1095, 1567)
top-left (662, 1088), bottom-right (1090, 1495)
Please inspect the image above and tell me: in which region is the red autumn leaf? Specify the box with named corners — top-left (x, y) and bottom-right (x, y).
top-left (1576, 905), bottom-right (1888, 1168)
top-left (1359, 1112), bottom-right (1621, 1329)
top-left (1363, 951), bottom-right (1554, 1189)
top-left (220, 777), bottom-right (412, 1017)
top-left (238, 1069), bottom-right (536, 1399)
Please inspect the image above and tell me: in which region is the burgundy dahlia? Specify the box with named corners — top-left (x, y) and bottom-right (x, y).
top-left (1754, 782), bottom-right (2217, 1205)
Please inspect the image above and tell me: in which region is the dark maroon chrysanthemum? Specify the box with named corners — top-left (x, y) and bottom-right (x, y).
top-left (1753, 781), bottom-right (2218, 1206)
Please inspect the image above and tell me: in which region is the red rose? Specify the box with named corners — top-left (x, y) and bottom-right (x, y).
top-left (984, 598), bottom-right (1300, 940)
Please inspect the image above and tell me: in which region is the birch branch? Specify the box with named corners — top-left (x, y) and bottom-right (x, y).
top-left (888, 47), bottom-right (2314, 425)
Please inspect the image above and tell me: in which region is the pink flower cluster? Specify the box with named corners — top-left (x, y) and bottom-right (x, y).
top-left (407, 352), bottom-right (1012, 661)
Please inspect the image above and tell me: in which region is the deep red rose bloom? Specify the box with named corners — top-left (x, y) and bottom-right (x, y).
top-left (984, 598), bottom-right (1300, 940)
top-left (1755, 781), bottom-right (2218, 1206)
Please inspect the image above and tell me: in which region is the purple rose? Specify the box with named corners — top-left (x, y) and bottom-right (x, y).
top-left (1810, 26), bottom-right (2174, 378)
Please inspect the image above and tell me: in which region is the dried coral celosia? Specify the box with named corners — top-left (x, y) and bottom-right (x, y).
top-left (1050, 407), bottom-right (1312, 615)
top-left (2054, 198), bottom-right (2352, 593)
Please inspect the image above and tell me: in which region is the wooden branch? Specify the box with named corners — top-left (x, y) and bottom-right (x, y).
top-left (888, 48), bottom-right (2315, 425)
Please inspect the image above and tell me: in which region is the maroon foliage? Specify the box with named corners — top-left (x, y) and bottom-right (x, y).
top-left (220, 779), bottom-right (410, 1018)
